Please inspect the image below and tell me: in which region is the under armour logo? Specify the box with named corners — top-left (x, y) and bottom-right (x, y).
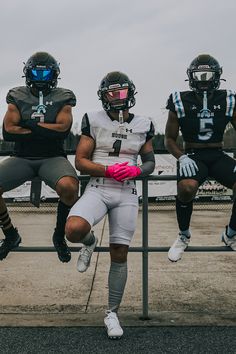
top-left (126, 128), bottom-right (133, 133)
top-left (46, 101), bottom-right (53, 105)
top-left (191, 105), bottom-right (197, 110)
top-left (213, 105), bottom-right (221, 110)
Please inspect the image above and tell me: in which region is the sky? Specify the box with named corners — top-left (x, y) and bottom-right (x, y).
top-left (0, 0), bottom-right (236, 133)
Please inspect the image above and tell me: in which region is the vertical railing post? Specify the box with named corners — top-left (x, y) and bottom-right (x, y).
top-left (140, 177), bottom-right (150, 320)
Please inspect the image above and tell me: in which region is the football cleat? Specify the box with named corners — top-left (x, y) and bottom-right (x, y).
top-left (77, 235), bottom-right (98, 273)
top-left (53, 230), bottom-right (71, 263)
top-left (168, 233), bottom-right (190, 262)
top-left (104, 310), bottom-right (123, 339)
top-left (222, 227), bottom-right (236, 251)
top-left (0, 228), bottom-right (21, 261)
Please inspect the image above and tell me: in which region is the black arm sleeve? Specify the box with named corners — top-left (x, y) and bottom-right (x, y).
top-left (2, 124), bottom-right (35, 142)
top-left (21, 119), bottom-right (71, 140)
top-left (139, 151), bottom-right (155, 177)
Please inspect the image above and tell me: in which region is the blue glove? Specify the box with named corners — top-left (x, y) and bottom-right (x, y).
top-left (178, 154), bottom-right (199, 177)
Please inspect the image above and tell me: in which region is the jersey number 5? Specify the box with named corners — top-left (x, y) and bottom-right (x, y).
top-left (198, 118), bottom-right (213, 141)
top-left (109, 139), bottom-right (122, 156)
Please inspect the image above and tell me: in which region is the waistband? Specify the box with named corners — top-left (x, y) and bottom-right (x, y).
top-left (88, 177), bottom-right (135, 187)
top-left (185, 147), bottom-right (223, 154)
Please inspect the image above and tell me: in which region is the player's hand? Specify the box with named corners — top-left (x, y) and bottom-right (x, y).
top-left (105, 162), bottom-right (129, 179)
top-left (20, 119), bottom-right (39, 129)
top-left (113, 165), bottom-right (141, 181)
top-left (178, 154), bottom-right (198, 177)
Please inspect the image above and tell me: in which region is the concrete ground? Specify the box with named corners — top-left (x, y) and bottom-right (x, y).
top-left (0, 204), bottom-right (235, 326)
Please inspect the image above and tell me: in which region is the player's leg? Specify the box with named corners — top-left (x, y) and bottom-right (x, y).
top-left (168, 157), bottom-right (208, 262)
top-left (104, 244), bottom-right (128, 339)
top-left (66, 182), bottom-right (108, 271)
top-left (168, 179), bottom-right (198, 262)
top-left (210, 152), bottom-right (236, 250)
top-left (38, 157), bottom-right (79, 262)
top-left (0, 157), bottom-right (36, 260)
top-left (104, 184), bottom-right (138, 339)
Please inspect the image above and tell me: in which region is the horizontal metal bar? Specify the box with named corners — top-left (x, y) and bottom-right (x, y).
top-left (76, 175), bottom-right (177, 181)
top-left (11, 246), bottom-right (233, 252)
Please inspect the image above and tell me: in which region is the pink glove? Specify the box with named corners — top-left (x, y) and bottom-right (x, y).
top-left (113, 165), bottom-right (141, 182)
top-left (105, 162), bottom-right (129, 178)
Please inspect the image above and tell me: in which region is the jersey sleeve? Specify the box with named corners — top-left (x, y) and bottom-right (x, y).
top-left (229, 90), bottom-right (236, 119)
top-left (6, 89), bottom-right (17, 105)
top-left (146, 121), bottom-right (155, 142)
top-left (81, 113), bottom-right (95, 139)
top-left (63, 90), bottom-right (76, 107)
top-left (166, 93), bottom-right (176, 112)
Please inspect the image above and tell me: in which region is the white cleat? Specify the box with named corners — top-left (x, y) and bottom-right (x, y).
top-left (168, 233), bottom-right (190, 262)
top-left (222, 229), bottom-right (236, 251)
top-left (77, 236), bottom-right (98, 273)
top-left (104, 310), bottom-right (123, 339)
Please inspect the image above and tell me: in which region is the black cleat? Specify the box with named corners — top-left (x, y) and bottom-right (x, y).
top-left (53, 231), bottom-right (71, 263)
top-left (0, 229), bottom-right (21, 261)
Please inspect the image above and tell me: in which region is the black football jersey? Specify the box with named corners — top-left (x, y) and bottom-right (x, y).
top-left (6, 86), bottom-right (76, 158)
top-left (166, 90), bottom-right (236, 143)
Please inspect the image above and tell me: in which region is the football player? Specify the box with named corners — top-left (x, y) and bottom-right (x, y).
top-left (1, 52), bottom-right (79, 263)
top-left (65, 71), bottom-right (155, 338)
top-left (165, 54), bottom-right (236, 262)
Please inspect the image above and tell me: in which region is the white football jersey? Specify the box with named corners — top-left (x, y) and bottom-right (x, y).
top-left (81, 110), bottom-right (154, 166)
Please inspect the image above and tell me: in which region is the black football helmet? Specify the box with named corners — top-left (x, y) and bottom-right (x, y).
top-left (97, 71), bottom-right (136, 111)
top-left (187, 54), bottom-right (222, 92)
top-left (23, 52), bottom-right (60, 91)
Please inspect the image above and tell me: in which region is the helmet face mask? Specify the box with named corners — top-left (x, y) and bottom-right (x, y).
top-left (97, 71), bottom-right (136, 112)
top-left (187, 54), bottom-right (222, 93)
top-left (104, 87), bottom-right (129, 110)
top-left (23, 52), bottom-right (60, 92)
top-left (30, 68), bottom-right (53, 82)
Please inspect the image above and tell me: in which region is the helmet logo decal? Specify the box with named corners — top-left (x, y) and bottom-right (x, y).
top-left (108, 84), bottom-right (121, 89)
top-left (197, 65), bottom-right (210, 69)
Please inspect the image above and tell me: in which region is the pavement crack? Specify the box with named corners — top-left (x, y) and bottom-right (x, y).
top-left (85, 216), bottom-right (107, 313)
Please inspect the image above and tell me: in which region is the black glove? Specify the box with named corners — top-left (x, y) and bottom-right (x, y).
top-left (20, 119), bottom-right (39, 130)
top-left (20, 119), bottom-right (70, 140)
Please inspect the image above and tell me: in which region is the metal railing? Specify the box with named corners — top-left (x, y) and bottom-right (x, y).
top-left (10, 174), bottom-right (234, 320)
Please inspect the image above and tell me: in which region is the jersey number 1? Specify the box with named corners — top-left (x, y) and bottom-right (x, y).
top-left (109, 139), bottom-right (122, 156)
